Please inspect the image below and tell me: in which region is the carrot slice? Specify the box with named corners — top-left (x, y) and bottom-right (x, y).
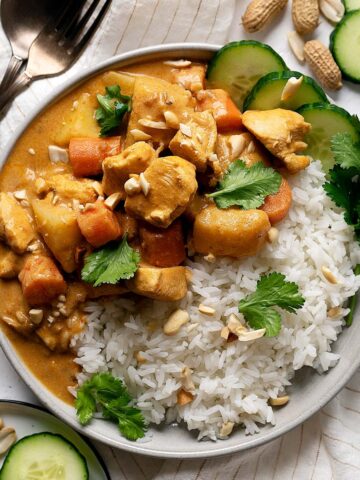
top-left (139, 220), bottom-right (186, 268)
top-left (19, 255), bottom-right (67, 306)
top-left (197, 89), bottom-right (243, 131)
top-left (69, 137), bottom-right (121, 177)
top-left (77, 202), bottom-right (122, 248)
top-left (260, 177), bottom-right (292, 224)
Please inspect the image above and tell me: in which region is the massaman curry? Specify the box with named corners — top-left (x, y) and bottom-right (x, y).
top-left (0, 59), bottom-right (311, 403)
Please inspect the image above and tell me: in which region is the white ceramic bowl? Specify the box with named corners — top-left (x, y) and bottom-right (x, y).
top-left (1, 43), bottom-right (359, 458)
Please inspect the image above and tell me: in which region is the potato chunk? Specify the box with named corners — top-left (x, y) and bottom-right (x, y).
top-left (19, 255), bottom-right (67, 306)
top-left (0, 243), bottom-right (23, 278)
top-left (53, 92), bottom-right (100, 146)
top-left (32, 199), bottom-right (82, 272)
top-left (242, 109), bottom-right (311, 173)
top-left (169, 111), bottom-right (217, 172)
top-left (101, 71), bottom-right (135, 96)
top-left (0, 193), bottom-right (35, 253)
top-left (125, 156), bottom-right (197, 228)
top-left (126, 266), bottom-right (188, 301)
top-left (125, 76), bottom-right (195, 147)
top-left (193, 205), bottom-right (271, 258)
top-left (44, 174), bottom-right (100, 204)
top-left (0, 280), bottom-right (33, 335)
top-left (102, 142), bottom-right (156, 197)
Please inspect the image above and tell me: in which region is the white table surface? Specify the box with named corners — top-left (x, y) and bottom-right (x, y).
top-left (1, 1), bottom-right (360, 479)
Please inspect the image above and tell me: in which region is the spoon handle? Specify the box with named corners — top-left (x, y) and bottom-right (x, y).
top-left (0, 55), bottom-right (24, 92)
top-left (0, 71), bottom-right (32, 116)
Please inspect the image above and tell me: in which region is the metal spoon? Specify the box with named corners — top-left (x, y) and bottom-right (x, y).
top-left (0, 0), bottom-right (65, 90)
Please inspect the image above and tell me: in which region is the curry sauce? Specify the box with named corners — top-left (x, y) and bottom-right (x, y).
top-left (0, 58), bottom-right (307, 403)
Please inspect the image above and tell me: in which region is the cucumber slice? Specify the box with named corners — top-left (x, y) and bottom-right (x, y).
top-left (0, 432), bottom-right (89, 480)
top-left (243, 71), bottom-right (328, 111)
top-left (343, 0), bottom-right (360, 12)
top-left (330, 10), bottom-right (360, 83)
top-left (297, 103), bottom-right (359, 172)
top-left (207, 41), bottom-right (287, 111)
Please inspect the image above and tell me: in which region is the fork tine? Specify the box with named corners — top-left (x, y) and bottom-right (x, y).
top-left (55, 0), bottom-right (88, 37)
top-left (72, 0), bottom-right (111, 54)
top-left (65, 0), bottom-right (102, 42)
top-left (39, 1), bottom-right (75, 36)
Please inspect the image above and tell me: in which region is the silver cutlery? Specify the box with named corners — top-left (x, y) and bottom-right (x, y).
top-left (0, 0), bottom-right (65, 91)
top-left (0, 0), bottom-right (111, 115)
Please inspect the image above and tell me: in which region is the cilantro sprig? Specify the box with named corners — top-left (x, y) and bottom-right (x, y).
top-left (95, 85), bottom-right (132, 137)
top-left (81, 236), bottom-right (140, 287)
top-left (238, 272), bottom-right (305, 337)
top-left (324, 132), bottom-right (360, 241)
top-left (207, 160), bottom-right (282, 209)
top-left (76, 373), bottom-right (147, 441)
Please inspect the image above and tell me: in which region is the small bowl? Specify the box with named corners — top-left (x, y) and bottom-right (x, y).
top-left (0, 43), bottom-right (359, 458)
top-left (0, 399), bottom-right (110, 479)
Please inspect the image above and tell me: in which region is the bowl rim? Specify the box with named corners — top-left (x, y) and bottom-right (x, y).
top-left (0, 42), bottom-right (359, 459)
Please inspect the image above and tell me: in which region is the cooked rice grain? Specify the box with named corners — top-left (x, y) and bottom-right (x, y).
top-left (72, 161), bottom-right (360, 440)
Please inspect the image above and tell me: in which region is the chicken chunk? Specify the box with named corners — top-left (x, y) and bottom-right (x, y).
top-left (125, 156), bottom-right (197, 228)
top-left (32, 199), bottom-right (82, 273)
top-left (42, 174), bottom-right (100, 204)
top-left (170, 65), bottom-right (206, 93)
top-left (126, 266), bottom-right (188, 301)
top-left (61, 282), bottom-right (87, 317)
top-left (102, 142), bottom-right (156, 197)
top-left (0, 243), bottom-right (23, 278)
top-left (0, 279), bottom-right (33, 335)
top-left (0, 193), bottom-right (35, 254)
top-left (193, 204), bottom-right (271, 258)
top-left (125, 76), bottom-right (195, 147)
top-left (19, 255), bottom-right (67, 306)
top-left (169, 111), bottom-right (217, 172)
top-left (212, 132), bottom-right (272, 185)
top-left (36, 311), bottom-right (85, 352)
top-left (242, 109), bottom-right (311, 173)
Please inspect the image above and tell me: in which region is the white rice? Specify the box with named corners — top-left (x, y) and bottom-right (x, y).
top-left (72, 160), bottom-right (360, 440)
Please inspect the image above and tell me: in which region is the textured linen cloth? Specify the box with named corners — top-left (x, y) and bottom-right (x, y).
top-left (0, 1), bottom-right (360, 479)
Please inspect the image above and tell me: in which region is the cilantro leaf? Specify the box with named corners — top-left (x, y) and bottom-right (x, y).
top-left (346, 264), bottom-right (360, 327)
top-left (331, 133), bottom-right (360, 170)
top-left (240, 305), bottom-right (281, 337)
top-left (81, 236), bottom-right (140, 287)
top-left (103, 403), bottom-right (148, 441)
top-left (238, 272), bottom-right (305, 337)
top-left (95, 85), bottom-right (131, 137)
top-left (324, 165), bottom-right (360, 228)
top-left (351, 114), bottom-right (360, 134)
top-left (75, 385), bottom-right (96, 425)
top-left (207, 160), bottom-right (282, 209)
top-left (75, 372), bottom-right (147, 441)
top-left (324, 133), bottom-right (360, 243)
top-left (88, 372), bottom-right (131, 404)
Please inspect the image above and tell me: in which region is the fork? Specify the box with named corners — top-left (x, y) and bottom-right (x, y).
top-left (0, 0), bottom-right (111, 115)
